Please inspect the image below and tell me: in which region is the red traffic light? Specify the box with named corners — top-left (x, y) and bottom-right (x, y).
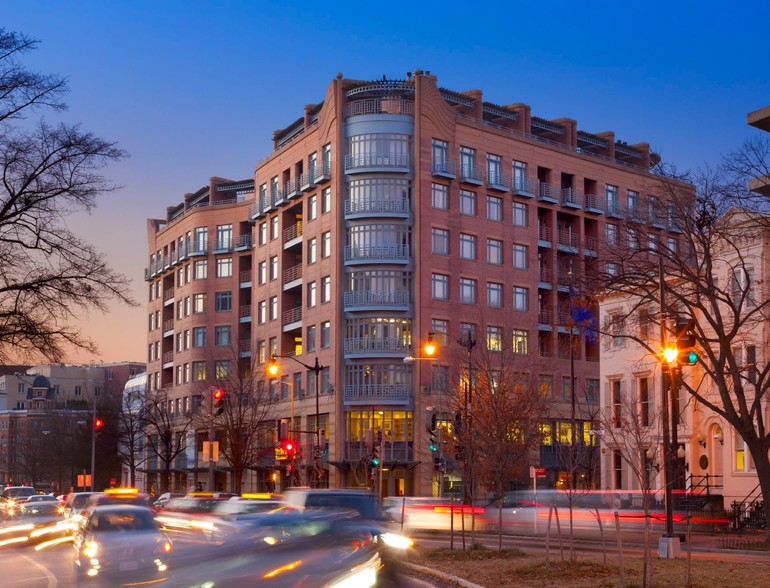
top-left (213, 388), bottom-right (225, 401)
top-left (213, 388), bottom-right (225, 416)
top-left (94, 418), bottom-right (104, 430)
top-left (284, 440), bottom-right (295, 453)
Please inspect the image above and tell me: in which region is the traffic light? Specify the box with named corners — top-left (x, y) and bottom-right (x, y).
top-left (278, 419), bottom-right (288, 442)
top-left (212, 388), bottom-right (225, 415)
top-left (283, 439), bottom-right (297, 458)
top-left (371, 441), bottom-right (380, 466)
top-left (675, 316), bottom-right (698, 366)
top-left (94, 418), bottom-right (104, 431)
top-left (429, 432), bottom-right (438, 453)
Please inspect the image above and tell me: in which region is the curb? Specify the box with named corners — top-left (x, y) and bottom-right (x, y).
top-left (403, 562), bottom-right (486, 588)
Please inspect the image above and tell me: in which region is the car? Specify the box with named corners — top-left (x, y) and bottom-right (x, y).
top-left (73, 504), bottom-right (172, 583)
top-left (1, 486), bottom-right (36, 515)
top-left (170, 508), bottom-right (381, 587)
top-left (151, 492), bottom-right (184, 510)
top-left (86, 488), bottom-right (154, 510)
top-left (60, 492), bottom-right (101, 520)
top-left (281, 489), bottom-right (413, 580)
top-left (24, 494), bottom-right (59, 504)
top-left (210, 498), bottom-right (283, 521)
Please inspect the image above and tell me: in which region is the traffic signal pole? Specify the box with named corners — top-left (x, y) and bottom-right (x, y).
top-left (207, 391), bottom-right (215, 491)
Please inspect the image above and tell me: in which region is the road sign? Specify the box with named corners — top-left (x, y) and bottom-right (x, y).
top-left (530, 467), bottom-right (546, 478)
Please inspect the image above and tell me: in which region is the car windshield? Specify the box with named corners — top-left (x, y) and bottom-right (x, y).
top-left (91, 509), bottom-right (158, 532)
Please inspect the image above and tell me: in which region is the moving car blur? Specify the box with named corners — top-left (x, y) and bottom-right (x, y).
top-left (73, 504), bottom-right (172, 584)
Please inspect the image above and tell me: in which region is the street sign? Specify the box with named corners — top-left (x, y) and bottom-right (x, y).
top-left (530, 467), bottom-right (546, 478)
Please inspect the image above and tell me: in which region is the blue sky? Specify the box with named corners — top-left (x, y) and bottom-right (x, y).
top-left (4, 1), bottom-right (769, 363)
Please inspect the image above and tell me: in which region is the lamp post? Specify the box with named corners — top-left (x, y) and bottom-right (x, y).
top-left (268, 355), bottom-right (326, 487)
top-left (461, 331), bottom-right (476, 506)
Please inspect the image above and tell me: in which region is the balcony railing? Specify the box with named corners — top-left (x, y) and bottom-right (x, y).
top-left (538, 181), bottom-right (560, 202)
top-left (344, 153), bottom-right (410, 171)
top-left (343, 98), bottom-right (414, 118)
top-left (344, 244), bottom-right (410, 262)
top-left (487, 171), bottom-right (510, 191)
top-left (239, 305), bottom-right (251, 320)
top-left (163, 288), bottom-right (174, 303)
top-left (512, 176), bottom-right (535, 195)
top-left (299, 171), bottom-right (315, 191)
top-left (234, 233), bottom-right (253, 249)
top-left (343, 337), bottom-right (411, 354)
top-left (283, 264), bottom-right (302, 285)
top-left (557, 229), bottom-right (579, 249)
top-left (239, 339), bottom-right (251, 354)
top-left (239, 269), bottom-right (252, 285)
top-left (284, 178), bottom-right (301, 199)
top-left (343, 290), bottom-right (410, 307)
top-left (282, 306), bottom-right (302, 327)
top-left (460, 164), bottom-right (483, 184)
top-left (283, 222), bottom-right (302, 243)
top-left (212, 238), bottom-right (232, 252)
top-left (561, 188), bottom-right (583, 208)
top-left (163, 319), bottom-right (174, 333)
top-left (538, 226), bottom-right (552, 243)
top-left (343, 384), bottom-right (410, 402)
top-left (432, 159), bottom-right (457, 178)
top-left (344, 197), bottom-right (409, 216)
top-left (538, 309), bottom-right (552, 325)
top-left (162, 351), bottom-right (173, 365)
top-left (538, 267), bottom-right (552, 284)
top-left (584, 193), bottom-right (603, 212)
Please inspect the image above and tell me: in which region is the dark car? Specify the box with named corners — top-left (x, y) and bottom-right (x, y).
top-left (73, 505), bottom-right (172, 584)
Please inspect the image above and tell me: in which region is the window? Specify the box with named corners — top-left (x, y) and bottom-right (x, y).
top-left (487, 282), bottom-right (503, 308)
top-left (307, 325), bottom-right (316, 353)
top-left (512, 201), bottom-right (528, 227)
top-left (539, 375), bottom-right (553, 399)
top-left (269, 337), bottom-right (278, 358)
top-left (259, 222), bottom-right (267, 246)
top-left (192, 361), bottom-right (206, 381)
top-left (217, 257), bottom-right (232, 278)
top-left (611, 380), bottom-right (623, 428)
top-left (431, 319), bottom-right (449, 346)
top-left (432, 183), bottom-right (448, 210)
top-left (487, 326), bottom-right (503, 351)
top-left (513, 286), bottom-right (528, 312)
top-left (627, 190), bottom-right (639, 214)
top-left (269, 296), bottom-right (278, 321)
top-left (194, 260), bottom-right (207, 280)
top-left (270, 256), bottom-right (278, 281)
top-left (648, 232), bottom-right (659, 252)
top-left (184, 296), bottom-right (190, 316)
top-left (216, 224), bottom-right (232, 250)
top-left (258, 300), bottom-right (266, 324)
top-left (215, 326), bottom-right (231, 346)
top-left (460, 233), bottom-right (476, 260)
top-left (257, 340), bottom-right (266, 364)
top-left (606, 184), bottom-right (618, 214)
top-left (194, 227), bottom-right (207, 253)
top-left (513, 161), bottom-right (528, 191)
top-left (193, 327), bottom-right (206, 348)
top-left (321, 321), bottom-right (331, 348)
top-left (606, 262), bottom-right (620, 276)
top-left (321, 276), bottom-right (331, 303)
top-left (215, 291), bottom-right (232, 312)
top-left (732, 266), bottom-right (756, 308)
top-left (628, 228), bottom-right (639, 250)
top-left (487, 195), bottom-right (502, 221)
top-left (606, 224), bottom-right (618, 246)
top-left (487, 154), bottom-right (503, 185)
top-left (432, 227), bottom-right (449, 255)
top-left (460, 146), bottom-right (477, 179)
top-left (307, 282), bottom-right (317, 307)
top-left (460, 278), bottom-right (477, 304)
top-left (432, 273), bottom-right (449, 300)
top-left (258, 261), bottom-right (267, 285)
top-left (585, 378), bottom-right (599, 403)
top-left (487, 238), bottom-right (503, 265)
top-left (176, 268), bottom-right (183, 288)
top-left (321, 187), bottom-right (331, 213)
top-left (460, 190), bottom-right (476, 216)
top-left (322, 231), bottom-right (331, 258)
top-left (667, 236), bottom-right (678, 255)
top-left (512, 329), bottom-right (529, 354)
top-left (513, 243), bottom-right (528, 269)
top-left (215, 360), bottom-right (230, 380)
top-left (432, 139), bottom-right (449, 171)
top-left (308, 238), bottom-right (317, 264)
top-left (271, 216), bottom-right (279, 240)
top-left (308, 195), bottom-right (317, 220)
top-left (193, 293), bottom-right (206, 314)
top-left (638, 377), bottom-right (651, 427)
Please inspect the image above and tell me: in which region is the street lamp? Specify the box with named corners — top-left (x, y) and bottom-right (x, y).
top-left (460, 330), bottom-right (476, 505)
top-left (267, 355), bottom-right (326, 487)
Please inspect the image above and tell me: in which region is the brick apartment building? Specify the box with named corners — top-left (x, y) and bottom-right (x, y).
top-left (145, 70), bottom-right (683, 497)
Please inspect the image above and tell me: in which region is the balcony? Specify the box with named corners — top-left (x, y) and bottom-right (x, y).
top-left (299, 171), bottom-right (316, 192)
top-left (584, 193), bottom-right (604, 214)
top-left (343, 337), bottom-right (411, 356)
top-left (163, 319), bottom-right (174, 337)
top-left (512, 177), bottom-right (535, 198)
top-left (606, 201), bottom-right (624, 219)
top-left (190, 243), bottom-right (207, 256)
top-left (212, 238), bottom-right (232, 254)
top-left (314, 162), bottom-right (331, 184)
top-left (538, 226), bottom-right (552, 247)
top-left (344, 153), bottom-right (410, 173)
top-left (584, 236), bottom-right (598, 255)
top-left (270, 188), bottom-right (285, 208)
top-left (538, 309), bottom-right (553, 330)
top-left (537, 182), bottom-right (560, 204)
top-left (432, 159), bottom-right (456, 179)
top-left (343, 290), bottom-right (410, 310)
top-left (538, 268), bottom-right (552, 289)
top-left (487, 171), bottom-right (510, 192)
top-left (282, 306), bottom-right (302, 331)
top-left (342, 384), bottom-right (409, 405)
top-left (162, 351), bottom-right (173, 369)
top-left (344, 197), bottom-right (410, 219)
top-left (249, 202), bottom-right (263, 219)
top-left (283, 222), bottom-right (303, 248)
top-left (561, 188), bottom-right (583, 209)
top-left (343, 97), bottom-right (414, 118)
top-left (557, 229), bottom-right (579, 253)
top-left (284, 179), bottom-right (301, 200)
top-left (234, 233), bottom-right (253, 251)
top-left (239, 339), bottom-right (251, 358)
top-left (459, 164), bottom-right (483, 185)
top-left (283, 264), bottom-right (302, 289)
top-left (239, 269), bottom-right (252, 288)
top-left (239, 305), bottom-right (251, 323)
top-left (163, 288), bottom-right (174, 305)
top-left (344, 244), bottom-right (410, 264)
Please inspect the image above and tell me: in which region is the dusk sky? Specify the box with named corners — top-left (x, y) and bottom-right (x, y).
top-left (4, 1), bottom-right (769, 365)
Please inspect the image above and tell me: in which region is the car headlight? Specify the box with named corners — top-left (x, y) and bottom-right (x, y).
top-left (82, 540), bottom-right (98, 559)
top-left (379, 532), bottom-right (413, 550)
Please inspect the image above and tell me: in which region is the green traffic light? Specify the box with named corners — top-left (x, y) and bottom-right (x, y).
top-left (371, 457), bottom-right (380, 466)
top-left (429, 443), bottom-right (438, 452)
top-left (685, 350), bottom-right (698, 365)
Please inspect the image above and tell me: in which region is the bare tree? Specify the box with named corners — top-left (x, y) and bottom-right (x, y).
top-left (143, 388), bottom-right (193, 494)
top-left (116, 389), bottom-right (148, 489)
top-left (589, 140), bottom-right (770, 536)
top-left (197, 349), bottom-right (278, 493)
top-left (0, 28), bottom-right (133, 363)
